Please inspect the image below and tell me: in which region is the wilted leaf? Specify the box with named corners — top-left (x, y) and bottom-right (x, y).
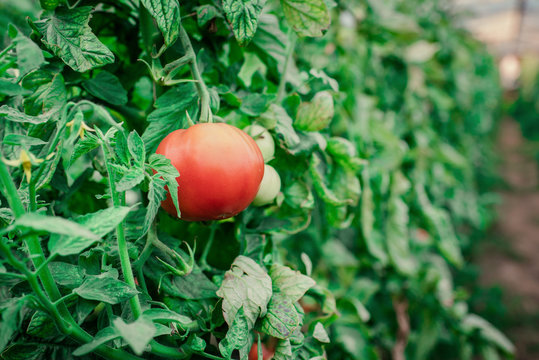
top-left (216, 256), bottom-right (272, 329)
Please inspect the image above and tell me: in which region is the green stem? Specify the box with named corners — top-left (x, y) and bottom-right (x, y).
top-left (277, 30), bottom-right (297, 103)
top-left (0, 43), bottom-right (15, 60)
top-left (29, 180), bottom-right (37, 212)
top-left (178, 26), bottom-right (212, 123)
top-left (0, 240), bottom-right (143, 360)
top-left (33, 252), bottom-right (56, 276)
top-left (52, 292), bottom-right (78, 307)
top-left (103, 150), bottom-right (142, 319)
top-left (149, 341), bottom-right (188, 359)
top-left (0, 158), bottom-right (26, 216)
top-left (199, 222), bottom-right (217, 271)
top-left (0, 160), bottom-right (70, 316)
top-left (150, 231), bottom-right (180, 261)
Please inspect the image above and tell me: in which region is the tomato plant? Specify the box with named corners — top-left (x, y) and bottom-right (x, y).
top-left (0, 0), bottom-right (513, 360)
top-left (156, 123), bottom-right (264, 221)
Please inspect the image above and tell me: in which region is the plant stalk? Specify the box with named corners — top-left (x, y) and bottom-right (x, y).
top-left (103, 149), bottom-right (142, 319)
top-left (179, 26), bottom-right (212, 123)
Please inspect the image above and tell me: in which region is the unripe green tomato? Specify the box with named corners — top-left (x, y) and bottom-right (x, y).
top-left (252, 165), bottom-right (281, 206)
top-left (243, 124), bottom-right (274, 162)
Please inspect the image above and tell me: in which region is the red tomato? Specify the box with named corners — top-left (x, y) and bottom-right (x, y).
top-left (156, 123), bottom-right (264, 221)
top-left (248, 342), bottom-right (274, 360)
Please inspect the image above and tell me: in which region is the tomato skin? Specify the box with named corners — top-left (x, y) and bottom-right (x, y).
top-left (248, 342), bottom-right (274, 360)
top-left (252, 165), bottom-right (281, 206)
top-left (243, 124), bottom-right (275, 162)
top-left (156, 123), bottom-right (264, 221)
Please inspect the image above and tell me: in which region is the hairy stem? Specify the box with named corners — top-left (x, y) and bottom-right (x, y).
top-left (29, 180), bottom-right (37, 212)
top-left (103, 148), bottom-right (142, 319)
top-left (179, 26), bottom-right (212, 123)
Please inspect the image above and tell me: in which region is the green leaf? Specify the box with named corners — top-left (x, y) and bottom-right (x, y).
top-left (149, 153), bottom-right (180, 218)
top-left (140, 0), bottom-right (180, 47)
top-left (2, 134), bottom-right (47, 147)
top-left (142, 84), bottom-right (198, 153)
top-left (83, 71), bottom-right (128, 105)
top-left (0, 106), bottom-right (48, 124)
top-left (386, 178), bottom-right (416, 276)
top-left (218, 307), bottom-right (251, 358)
top-left (0, 80), bottom-right (30, 97)
top-left (216, 256), bottom-right (272, 329)
top-left (15, 213), bottom-right (99, 240)
top-left (142, 176), bottom-right (167, 237)
top-left (251, 14), bottom-right (287, 68)
top-left (34, 7), bottom-right (115, 72)
top-left (269, 264), bottom-right (315, 302)
top-left (273, 339), bottom-right (293, 360)
top-left (142, 308), bottom-right (193, 327)
top-left (222, 0), bottom-right (266, 46)
top-left (113, 317), bottom-right (156, 355)
top-left (1, 343), bottom-right (46, 360)
top-left (417, 185), bottom-right (464, 267)
top-left (284, 181), bottom-right (314, 210)
top-left (26, 311), bottom-right (58, 339)
top-left (327, 137), bottom-right (366, 172)
top-left (13, 34), bottom-right (46, 77)
top-left (116, 168), bottom-right (145, 192)
top-left (73, 327), bottom-right (119, 356)
top-left (69, 132), bottom-right (100, 166)
top-left (280, 0), bottom-right (330, 37)
top-left (309, 154), bottom-right (349, 206)
top-left (461, 314), bottom-right (515, 355)
top-left (74, 273), bottom-right (139, 304)
top-left (238, 52), bottom-right (267, 87)
top-left (145, 258), bottom-right (219, 299)
top-left (240, 93), bottom-right (275, 117)
top-left (23, 73), bottom-right (67, 116)
top-left (269, 104), bottom-right (300, 148)
top-left (295, 91), bottom-right (334, 132)
top-left (114, 131), bottom-right (130, 166)
top-left (313, 322), bottom-right (330, 343)
top-left (128, 131), bottom-right (146, 166)
top-left (261, 293), bottom-right (300, 339)
top-left (0, 298), bottom-right (27, 352)
top-left (48, 206), bottom-right (131, 256)
top-left (48, 262), bottom-right (85, 288)
top-left (196, 5), bottom-right (221, 27)
top-left (360, 170), bottom-right (388, 264)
